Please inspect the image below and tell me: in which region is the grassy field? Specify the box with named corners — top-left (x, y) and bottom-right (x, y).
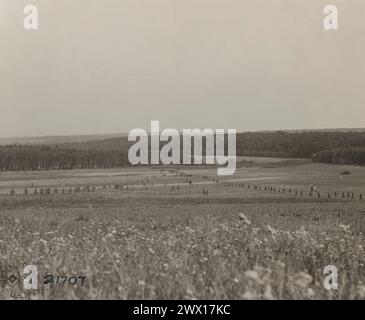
top-left (0, 161), bottom-right (364, 299)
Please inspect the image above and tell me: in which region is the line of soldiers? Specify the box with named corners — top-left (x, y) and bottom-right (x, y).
top-left (216, 180), bottom-right (363, 201)
top-left (9, 185), bottom-right (97, 196)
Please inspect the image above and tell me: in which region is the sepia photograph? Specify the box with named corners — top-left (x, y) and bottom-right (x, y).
top-left (0, 0), bottom-right (364, 310)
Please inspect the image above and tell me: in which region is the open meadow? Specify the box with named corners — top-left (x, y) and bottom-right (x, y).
top-left (0, 161), bottom-right (364, 299)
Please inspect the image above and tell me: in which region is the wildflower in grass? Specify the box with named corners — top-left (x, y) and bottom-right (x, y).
top-left (238, 213), bottom-right (251, 226)
top-left (244, 270), bottom-right (260, 282)
top-left (292, 272), bottom-right (313, 289)
top-left (339, 224), bottom-right (350, 232)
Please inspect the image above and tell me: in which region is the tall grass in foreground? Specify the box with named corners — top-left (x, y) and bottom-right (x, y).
top-left (0, 210), bottom-right (364, 299)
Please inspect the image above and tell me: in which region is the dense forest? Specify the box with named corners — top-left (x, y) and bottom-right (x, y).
top-left (1, 131), bottom-right (365, 171)
top-left (235, 131), bottom-right (365, 158)
top-left (0, 145), bottom-right (128, 171)
top-left (313, 147), bottom-right (365, 165)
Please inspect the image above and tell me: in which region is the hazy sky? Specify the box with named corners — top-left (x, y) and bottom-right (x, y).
top-left (0, 0), bottom-right (364, 137)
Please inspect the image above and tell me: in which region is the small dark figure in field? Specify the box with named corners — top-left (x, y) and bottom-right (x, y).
top-left (335, 192), bottom-right (337, 197)
top-left (34, 188), bottom-right (38, 195)
top-left (300, 191), bottom-right (303, 196)
top-left (10, 189), bottom-right (15, 196)
top-left (317, 192), bottom-right (321, 198)
top-left (328, 193), bottom-right (331, 199)
top-left (360, 194), bottom-right (363, 200)
top-left (24, 187), bottom-right (28, 195)
top-left (309, 191), bottom-right (312, 197)
top-left (54, 188), bottom-right (58, 194)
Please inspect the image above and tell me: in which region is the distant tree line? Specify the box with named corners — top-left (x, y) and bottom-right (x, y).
top-left (313, 148), bottom-right (365, 165)
top-left (0, 131), bottom-right (365, 171)
top-left (0, 145), bottom-right (128, 171)
top-left (235, 131), bottom-right (365, 158)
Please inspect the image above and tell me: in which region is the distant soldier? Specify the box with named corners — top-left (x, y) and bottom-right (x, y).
top-left (328, 193), bottom-right (331, 199)
top-left (335, 192), bottom-right (337, 197)
top-left (317, 191), bottom-right (321, 198)
top-left (10, 189), bottom-right (15, 196)
top-left (24, 187), bottom-right (28, 195)
top-left (360, 194), bottom-right (363, 200)
top-left (300, 191), bottom-right (303, 197)
top-left (295, 190), bottom-right (298, 196)
top-left (309, 191), bottom-right (312, 197)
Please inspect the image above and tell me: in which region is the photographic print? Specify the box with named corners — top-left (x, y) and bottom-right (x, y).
top-left (0, 0), bottom-right (364, 310)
